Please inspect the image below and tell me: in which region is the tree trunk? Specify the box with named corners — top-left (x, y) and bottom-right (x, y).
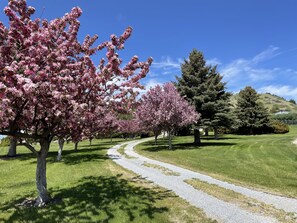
top-left (168, 131), bottom-right (173, 149)
top-left (250, 127), bottom-right (254, 135)
top-left (36, 139), bottom-right (51, 206)
top-left (89, 138), bottom-right (92, 145)
top-left (154, 134), bottom-right (158, 145)
top-left (214, 127), bottom-right (219, 140)
top-left (194, 129), bottom-right (201, 145)
top-left (74, 142), bottom-right (78, 151)
top-left (204, 128), bottom-right (209, 136)
top-left (56, 138), bottom-right (65, 161)
top-left (7, 136), bottom-right (17, 157)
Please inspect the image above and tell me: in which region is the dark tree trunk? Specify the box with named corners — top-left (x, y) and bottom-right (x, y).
top-left (74, 142), bottom-right (78, 151)
top-left (194, 129), bottom-right (201, 145)
top-left (250, 127), bottom-right (254, 135)
top-left (153, 129), bottom-right (159, 145)
top-left (57, 138), bottom-right (65, 161)
top-left (7, 136), bottom-right (17, 157)
top-left (89, 138), bottom-right (92, 145)
top-left (154, 134), bottom-right (158, 145)
top-left (204, 128), bottom-right (209, 136)
top-left (168, 131), bottom-right (173, 149)
top-left (214, 127), bottom-right (219, 140)
top-left (36, 139), bottom-right (51, 206)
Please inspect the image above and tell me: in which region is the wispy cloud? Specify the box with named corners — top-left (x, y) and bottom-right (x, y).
top-left (143, 46), bottom-right (297, 100)
top-left (221, 46), bottom-right (281, 81)
top-left (139, 78), bottom-right (164, 95)
top-left (206, 58), bottom-right (221, 66)
top-left (220, 46), bottom-right (297, 94)
top-left (251, 45), bottom-right (280, 64)
top-left (259, 85), bottom-right (297, 101)
top-left (152, 56), bottom-right (181, 71)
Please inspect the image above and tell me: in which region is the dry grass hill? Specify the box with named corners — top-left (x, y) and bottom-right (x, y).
top-left (230, 93), bottom-right (297, 114)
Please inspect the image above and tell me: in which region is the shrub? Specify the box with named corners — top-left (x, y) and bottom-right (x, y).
top-left (270, 120), bottom-right (289, 134)
top-left (0, 136), bottom-right (10, 147)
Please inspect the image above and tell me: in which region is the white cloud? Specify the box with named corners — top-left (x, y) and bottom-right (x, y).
top-left (146, 47), bottom-right (297, 101)
top-left (206, 58), bottom-right (221, 66)
top-left (144, 79), bottom-right (163, 89)
top-left (152, 56), bottom-right (180, 70)
top-left (251, 45), bottom-right (280, 64)
top-left (258, 85), bottom-right (297, 101)
top-left (139, 78), bottom-right (164, 95)
top-left (220, 46), bottom-right (297, 88)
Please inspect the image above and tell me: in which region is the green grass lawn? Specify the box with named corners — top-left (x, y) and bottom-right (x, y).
top-left (0, 138), bottom-right (214, 223)
top-left (136, 126), bottom-right (297, 198)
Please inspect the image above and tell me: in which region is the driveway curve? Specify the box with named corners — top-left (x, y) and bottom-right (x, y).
top-left (108, 138), bottom-right (297, 223)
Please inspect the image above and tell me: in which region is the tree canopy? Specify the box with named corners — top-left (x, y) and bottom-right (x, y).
top-left (137, 82), bottom-right (199, 149)
top-left (0, 0), bottom-right (152, 206)
top-left (176, 49), bottom-right (232, 142)
top-left (234, 86), bottom-right (270, 135)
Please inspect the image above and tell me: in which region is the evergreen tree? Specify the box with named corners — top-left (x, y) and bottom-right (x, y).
top-left (235, 86), bottom-right (270, 135)
top-left (176, 49), bottom-right (232, 143)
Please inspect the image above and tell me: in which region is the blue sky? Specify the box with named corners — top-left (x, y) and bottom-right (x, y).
top-left (1, 0), bottom-right (297, 100)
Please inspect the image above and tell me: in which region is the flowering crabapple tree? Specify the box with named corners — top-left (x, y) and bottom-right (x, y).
top-left (118, 118), bottom-right (140, 139)
top-left (137, 83), bottom-right (199, 149)
top-left (0, 0), bottom-right (152, 206)
top-left (82, 109), bottom-right (119, 143)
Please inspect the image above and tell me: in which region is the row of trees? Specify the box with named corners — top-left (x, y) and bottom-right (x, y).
top-left (0, 0), bottom-right (289, 208)
top-left (0, 0), bottom-right (153, 206)
top-left (0, 0), bottom-right (199, 206)
top-left (174, 49), bottom-right (289, 141)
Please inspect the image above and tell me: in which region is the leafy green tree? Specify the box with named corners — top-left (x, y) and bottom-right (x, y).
top-left (176, 49), bottom-right (232, 143)
top-left (235, 86), bottom-right (270, 135)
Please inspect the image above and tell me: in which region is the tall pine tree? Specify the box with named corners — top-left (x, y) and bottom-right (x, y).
top-left (176, 49), bottom-right (232, 144)
top-left (235, 86), bottom-right (270, 135)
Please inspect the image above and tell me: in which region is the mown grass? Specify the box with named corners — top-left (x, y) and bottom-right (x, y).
top-left (185, 178), bottom-right (297, 223)
top-left (135, 126), bottom-right (297, 197)
top-left (0, 138), bottom-right (215, 223)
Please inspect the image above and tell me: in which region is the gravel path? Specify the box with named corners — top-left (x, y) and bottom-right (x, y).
top-left (108, 138), bottom-right (297, 223)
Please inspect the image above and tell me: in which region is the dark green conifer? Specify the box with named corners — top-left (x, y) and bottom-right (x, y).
top-left (176, 49), bottom-right (232, 143)
top-left (235, 86), bottom-right (270, 135)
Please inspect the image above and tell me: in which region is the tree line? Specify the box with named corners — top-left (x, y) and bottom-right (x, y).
top-left (0, 0), bottom-right (290, 207)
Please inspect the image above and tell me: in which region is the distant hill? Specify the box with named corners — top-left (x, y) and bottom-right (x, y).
top-left (230, 93), bottom-right (297, 114)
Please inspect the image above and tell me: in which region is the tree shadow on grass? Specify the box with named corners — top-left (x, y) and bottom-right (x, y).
top-left (0, 153), bottom-right (35, 161)
top-left (2, 146), bottom-right (110, 165)
top-left (46, 149), bottom-right (110, 165)
top-left (142, 141), bottom-right (237, 152)
top-left (79, 141), bottom-right (117, 149)
top-left (0, 175), bottom-right (171, 223)
top-left (201, 136), bottom-right (239, 141)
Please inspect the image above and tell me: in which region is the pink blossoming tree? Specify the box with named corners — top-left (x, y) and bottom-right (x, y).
top-left (0, 0), bottom-right (152, 206)
top-left (118, 118), bottom-right (140, 139)
top-left (137, 83), bottom-right (199, 149)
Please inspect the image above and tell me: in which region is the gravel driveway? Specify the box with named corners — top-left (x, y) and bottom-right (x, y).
top-left (108, 138), bottom-right (297, 223)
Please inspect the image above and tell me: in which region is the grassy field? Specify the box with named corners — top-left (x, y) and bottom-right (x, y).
top-left (135, 126), bottom-right (297, 198)
top-left (0, 138), bottom-right (215, 223)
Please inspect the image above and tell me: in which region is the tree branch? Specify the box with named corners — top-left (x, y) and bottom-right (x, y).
top-left (0, 130), bottom-right (41, 140)
top-left (19, 141), bottom-right (38, 156)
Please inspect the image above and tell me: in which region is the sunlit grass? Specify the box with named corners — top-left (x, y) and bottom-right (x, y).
top-left (136, 126), bottom-right (297, 197)
top-left (0, 138), bottom-right (215, 222)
